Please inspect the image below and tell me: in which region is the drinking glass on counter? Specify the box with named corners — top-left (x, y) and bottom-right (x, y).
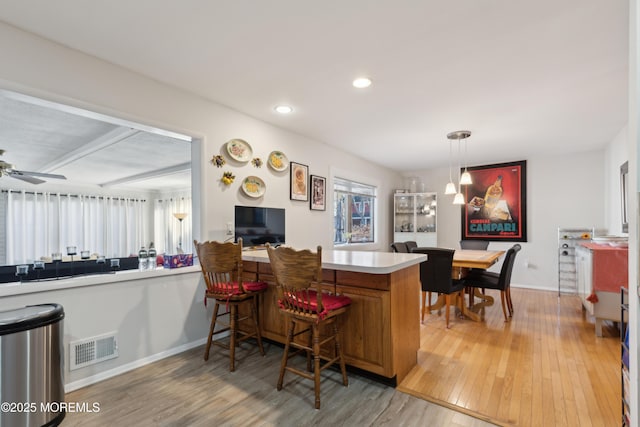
top-left (96, 255), bottom-right (106, 273)
top-left (16, 264), bottom-right (29, 281)
top-left (67, 246), bottom-right (77, 273)
top-left (80, 250), bottom-right (90, 260)
top-left (52, 252), bottom-right (62, 279)
top-left (33, 260), bottom-right (45, 280)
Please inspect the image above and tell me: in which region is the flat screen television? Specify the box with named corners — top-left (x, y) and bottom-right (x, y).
top-left (235, 206), bottom-right (285, 248)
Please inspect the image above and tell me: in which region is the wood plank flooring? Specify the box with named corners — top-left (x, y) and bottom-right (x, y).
top-left (64, 287), bottom-right (619, 427)
top-left (64, 343), bottom-right (496, 426)
top-left (397, 288), bottom-right (620, 427)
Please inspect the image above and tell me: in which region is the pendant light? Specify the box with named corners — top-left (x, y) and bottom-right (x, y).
top-left (444, 134), bottom-right (457, 195)
top-left (459, 132), bottom-right (472, 185)
top-left (446, 130), bottom-right (471, 205)
top-left (453, 192), bottom-right (465, 204)
top-left (453, 138), bottom-right (465, 204)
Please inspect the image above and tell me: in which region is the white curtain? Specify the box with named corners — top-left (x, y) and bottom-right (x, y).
top-left (153, 196), bottom-right (192, 255)
top-left (4, 190), bottom-right (147, 264)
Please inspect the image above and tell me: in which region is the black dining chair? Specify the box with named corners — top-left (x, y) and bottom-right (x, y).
top-left (404, 241), bottom-right (418, 252)
top-left (465, 244), bottom-right (521, 322)
top-left (390, 242), bottom-right (409, 253)
top-left (411, 247), bottom-right (466, 328)
top-left (460, 240), bottom-right (490, 250)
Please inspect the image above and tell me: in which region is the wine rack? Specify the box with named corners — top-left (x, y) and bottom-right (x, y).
top-left (557, 227), bottom-right (593, 295)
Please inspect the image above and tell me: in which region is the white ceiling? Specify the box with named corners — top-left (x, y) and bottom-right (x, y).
top-left (0, 91), bottom-right (192, 191)
top-left (0, 1), bottom-right (629, 174)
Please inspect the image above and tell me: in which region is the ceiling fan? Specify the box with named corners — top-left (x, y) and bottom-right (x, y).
top-left (0, 149), bottom-right (67, 184)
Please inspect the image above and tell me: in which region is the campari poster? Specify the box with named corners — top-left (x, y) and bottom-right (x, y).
top-left (461, 160), bottom-right (527, 242)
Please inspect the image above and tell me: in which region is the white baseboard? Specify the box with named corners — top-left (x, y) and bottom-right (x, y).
top-left (64, 338), bottom-right (207, 393)
top-left (510, 283), bottom-right (558, 293)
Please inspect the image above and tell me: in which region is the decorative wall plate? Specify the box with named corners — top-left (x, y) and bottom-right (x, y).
top-left (226, 139), bottom-right (253, 162)
top-left (242, 176), bottom-right (266, 198)
top-left (268, 150), bottom-right (288, 171)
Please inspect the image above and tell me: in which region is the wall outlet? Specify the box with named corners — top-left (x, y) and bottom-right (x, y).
top-left (226, 222), bottom-right (233, 235)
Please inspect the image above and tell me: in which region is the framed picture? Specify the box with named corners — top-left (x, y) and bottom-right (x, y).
top-left (290, 162), bottom-right (308, 201)
top-left (310, 175), bottom-right (326, 210)
top-left (461, 160), bottom-right (527, 242)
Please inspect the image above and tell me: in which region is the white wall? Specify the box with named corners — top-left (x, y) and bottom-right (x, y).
top-left (406, 149), bottom-right (609, 291)
top-left (0, 270), bottom-right (204, 388)
top-left (198, 123), bottom-right (401, 252)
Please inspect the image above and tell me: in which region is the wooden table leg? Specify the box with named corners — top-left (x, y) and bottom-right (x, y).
top-left (472, 288), bottom-right (494, 305)
top-left (425, 292), bottom-right (487, 322)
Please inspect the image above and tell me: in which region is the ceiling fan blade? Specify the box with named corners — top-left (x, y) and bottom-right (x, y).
top-left (8, 171), bottom-right (45, 184)
top-left (9, 170), bottom-right (67, 180)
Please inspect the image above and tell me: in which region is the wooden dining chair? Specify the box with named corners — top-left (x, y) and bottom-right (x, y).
top-left (411, 247), bottom-right (466, 328)
top-left (193, 238), bottom-right (268, 371)
top-left (266, 244), bottom-right (352, 409)
top-left (465, 244), bottom-right (521, 322)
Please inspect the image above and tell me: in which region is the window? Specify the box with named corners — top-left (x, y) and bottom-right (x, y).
top-left (153, 195), bottom-right (192, 255)
top-left (333, 177), bottom-right (376, 245)
top-left (2, 190), bottom-right (146, 264)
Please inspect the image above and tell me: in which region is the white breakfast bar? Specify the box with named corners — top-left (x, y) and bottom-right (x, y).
top-left (242, 249), bottom-right (426, 385)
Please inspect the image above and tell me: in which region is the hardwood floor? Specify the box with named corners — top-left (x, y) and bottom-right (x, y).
top-left (64, 288), bottom-right (619, 427)
top-left (398, 288), bottom-right (620, 427)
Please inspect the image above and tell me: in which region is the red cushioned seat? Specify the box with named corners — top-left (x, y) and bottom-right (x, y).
top-left (243, 281), bottom-right (268, 292)
top-left (208, 281), bottom-right (267, 296)
top-left (279, 289), bottom-right (351, 319)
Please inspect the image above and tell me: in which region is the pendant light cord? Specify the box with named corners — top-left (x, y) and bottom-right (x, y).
top-left (464, 138), bottom-right (468, 173)
top-left (448, 139), bottom-right (453, 182)
top-left (457, 139), bottom-right (461, 188)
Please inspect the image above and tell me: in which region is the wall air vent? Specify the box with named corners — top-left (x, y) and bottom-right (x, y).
top-left (70, 332), bottom-right (118, 370)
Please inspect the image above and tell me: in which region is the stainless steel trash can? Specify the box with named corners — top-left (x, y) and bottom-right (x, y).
top-left (0, 303), bottom-right (65, 427)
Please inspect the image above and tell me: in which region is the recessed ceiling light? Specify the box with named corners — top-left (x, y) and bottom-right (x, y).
top-left (352, 77), bottom-right (372, 88)
top-left (274, 105), bottom-right (293, 114)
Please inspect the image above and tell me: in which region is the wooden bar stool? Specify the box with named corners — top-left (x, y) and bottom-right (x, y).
top-left (194, 238), bottom-right (267, 371)
top-left (266, 244), bottom-right (352, 409)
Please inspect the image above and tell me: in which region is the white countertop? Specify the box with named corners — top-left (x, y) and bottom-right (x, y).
top-left (243, 249), bottom-right (426, 274)
top-left (0, 265), bottom-right (200, 298)
top-left (0, 250), bottom-right (426, 297)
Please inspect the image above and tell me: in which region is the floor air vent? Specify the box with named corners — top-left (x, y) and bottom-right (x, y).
top-left (70, 332), bottom-right (118, 370)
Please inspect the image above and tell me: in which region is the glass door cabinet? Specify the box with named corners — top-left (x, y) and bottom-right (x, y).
top-left (393, 192), bottom-right (437, 247)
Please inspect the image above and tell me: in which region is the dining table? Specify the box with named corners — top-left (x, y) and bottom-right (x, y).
top-left (428, 249), bottom-right (505, 322)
